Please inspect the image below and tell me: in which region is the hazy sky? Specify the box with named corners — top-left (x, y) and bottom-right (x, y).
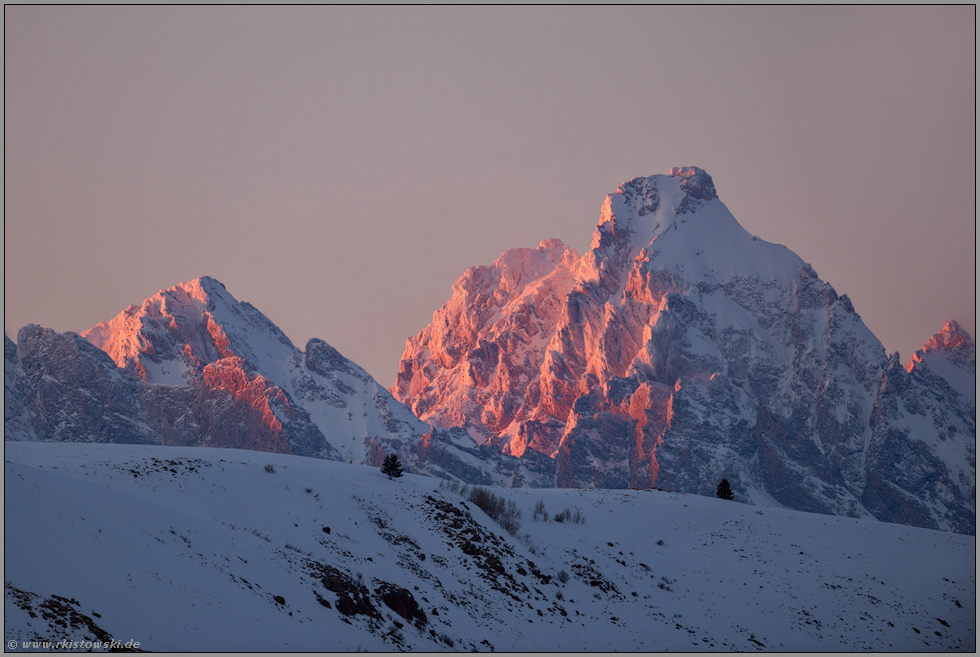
top-left (5, 6), bottom-right (975, 384)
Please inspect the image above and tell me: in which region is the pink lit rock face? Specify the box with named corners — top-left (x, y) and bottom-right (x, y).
top-left (392, 238), bottom-right (581, 450)
top-left (79, 277), bottom-right (333, 458)
top-left (5, 276), bottom-right (529, 486)
top-left (906, 319), bottom-right (976, 401)
top-left (81, 277), bottom-right (293, 386)
top-left (5, 276), bottom-right (432, 464)
top-left (394, 167), bottom-right (810, 470)
top-left (392, 168), bottom-right (976, 533)
top-left (3, 169), bottom-right (974, 534)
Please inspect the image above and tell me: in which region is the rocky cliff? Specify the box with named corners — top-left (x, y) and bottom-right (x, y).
top-left (392, 168), bottom-right (975, 533)
top-left (4, 277), bottom-right (528, 486)
top-left (5, 170), bottom-right (973, 533)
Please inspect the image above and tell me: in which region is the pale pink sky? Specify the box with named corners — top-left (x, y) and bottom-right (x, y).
top-left (5, 6), bottom-right (975, 383)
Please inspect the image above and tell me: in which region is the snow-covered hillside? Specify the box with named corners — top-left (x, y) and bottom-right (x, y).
top-left (5, 442), bottom-right (974, 652)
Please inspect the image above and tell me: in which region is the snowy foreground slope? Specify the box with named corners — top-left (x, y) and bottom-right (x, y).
top-left (5, 443), bottom-right (974, 652)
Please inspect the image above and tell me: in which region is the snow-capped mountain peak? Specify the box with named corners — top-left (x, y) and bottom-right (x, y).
top-left (393, 169), bottom-right (975, 534)
top-left (81, 276), bottom-right (294, 386)
top-left (1, 277), bottom-right (431, 465)
top-left (5, 171), bottom-right (973, 537)
top-left (906, 319), bottom-right (976, 405)
top-left (584, 169), bottom-right (804, 292)
top-left (914, 319), bottom-right (975, 360)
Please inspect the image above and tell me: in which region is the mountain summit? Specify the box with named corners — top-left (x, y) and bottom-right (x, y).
top-left (4, 170), bottom-right (974, 534)
top-left (392, 169), bottom-right (975, 533)
top-left (6, 276), bottom-right (429, 465)
top-left (907, 320), bottom-right (976, 385)
top-left (82, 276), bottom-right (292, 385)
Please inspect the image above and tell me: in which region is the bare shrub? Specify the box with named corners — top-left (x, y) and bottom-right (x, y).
top-left (532, 499), bottom-right (549, 522)
top-left (264, 464), bottom-right (276, 474)
top-left (467, 486), bottom-right (522, 536)
top-left (440, 480), bottom-right (472, 497)
top-left (553, 507), bottom-right (585, 524)
top-left (557, 569), bottom-right (570, 584)
top-left (249, 528), bottom-right (272, 542)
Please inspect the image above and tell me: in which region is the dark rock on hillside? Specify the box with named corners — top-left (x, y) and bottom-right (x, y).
top-left (14, 325), bottom-right (158, 445)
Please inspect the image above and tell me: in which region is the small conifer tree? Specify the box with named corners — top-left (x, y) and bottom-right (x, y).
top-left (381, 454), bottom-right (404, 480)
top-left (716, 478), bottom-right (734, 501)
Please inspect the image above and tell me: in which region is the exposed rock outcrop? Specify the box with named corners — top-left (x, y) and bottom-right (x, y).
top-left (391, 168), bottom-right (976, 533)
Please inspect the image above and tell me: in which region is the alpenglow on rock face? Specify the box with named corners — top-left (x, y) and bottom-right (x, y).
top-left (5, 278), bottom-right (425, 465)
top-left (4, 277), bottom-right (553, 486)
top-left (392, 167), bottom-right (975, 534)
top-left (3, 169), bottom-right (974, 535)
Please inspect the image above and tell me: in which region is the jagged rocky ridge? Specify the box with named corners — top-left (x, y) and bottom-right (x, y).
top-left (2, 278), bottom-right (547, 486)
top-left (4, 276), bottom-right (542, 485)
top-left (391, 167), bottom-right (975, 534)
top-left (4, 169), bottom-right (975, 535)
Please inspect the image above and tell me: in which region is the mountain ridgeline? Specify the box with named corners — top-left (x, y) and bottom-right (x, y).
top-left (4, 168), bottom-right (975, 534)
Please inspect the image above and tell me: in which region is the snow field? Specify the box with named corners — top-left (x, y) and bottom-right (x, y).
top-left (4, 442), bottom-right (974, 652)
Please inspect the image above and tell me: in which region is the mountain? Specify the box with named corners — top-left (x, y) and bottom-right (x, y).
top-left (4, 169), bottom-right (974, 534)
top-left (4, 277), bottom-right (529, 485)
top-left (78, 276), bottom-right (426, 463)
top-left (906, 319), bottom-right (975, 404)
top-left (4, 442), bottom-right (975, 651)
top-left (5, 278), bottom-right (415, 463)
top-left (392, 167), bottom-right (975, 534)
